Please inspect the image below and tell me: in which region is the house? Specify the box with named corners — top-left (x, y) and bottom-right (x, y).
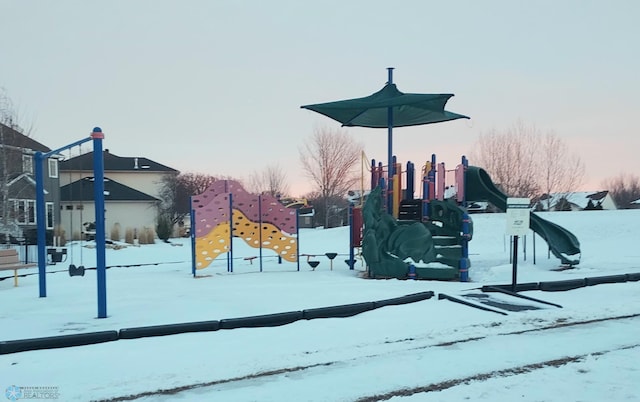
top-left (279, 197), bottom-right (315, 229)
top-left (59, 150), bottom-right (178, 241)
top-left (0, 123), bottom-right (61, 243)
top-left (631, 199), bottom-right (640, 209)
top-left (535, 191), bottom-right (617, 211)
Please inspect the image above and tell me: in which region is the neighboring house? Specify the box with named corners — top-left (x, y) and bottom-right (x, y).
top-left (535, 191), bottom-right (617, 211)
top-left (59, 177), bottom-right (161, 241)
top-left (59, 149), bottom-right (178, 240)
top-left (279, 197), bottom-right (315, 229)
top-left (631, 199), bottom-right (640, 209)
top-left (0, 123), bottom-right (60, 243)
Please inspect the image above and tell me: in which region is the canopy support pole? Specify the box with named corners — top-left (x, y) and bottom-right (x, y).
top-left (386, 67), bottom-right (394, 213)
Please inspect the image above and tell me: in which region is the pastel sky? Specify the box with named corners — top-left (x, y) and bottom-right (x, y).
top-left (1, 0), bottom-right (638, 196)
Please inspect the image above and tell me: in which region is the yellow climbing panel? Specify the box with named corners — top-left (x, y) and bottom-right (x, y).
top-left (195, 209), bottom-right (298, 269)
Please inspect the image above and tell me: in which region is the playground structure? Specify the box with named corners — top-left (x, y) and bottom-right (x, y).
top-left (353, 154), bottom-right (581, 282)
top-left (190, 180), bottom-right (299, 274)
top-left (356, 155), bottom-right (472, 281)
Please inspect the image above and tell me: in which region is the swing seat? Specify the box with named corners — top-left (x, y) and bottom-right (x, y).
top-left (69, 264), bottom-right (86, 277)
top-left (47, 247), bottom-right (68, 264)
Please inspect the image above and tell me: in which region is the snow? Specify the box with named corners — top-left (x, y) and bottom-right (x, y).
top-left (2, 209), bottom-right (640, 401)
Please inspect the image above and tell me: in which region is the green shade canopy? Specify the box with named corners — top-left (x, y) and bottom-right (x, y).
top-left (300, 82), bottom-right (469, 128)
top-left (301, 68), bottom-right (469, 212)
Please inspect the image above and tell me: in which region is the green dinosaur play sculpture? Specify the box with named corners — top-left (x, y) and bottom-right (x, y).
top-left (361, 187), bottom-right (436, 278)
top-left (361, 186), bottom-right (472, 280)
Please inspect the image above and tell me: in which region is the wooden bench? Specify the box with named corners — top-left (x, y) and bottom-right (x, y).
top-left (0, 249), bottom-right (37, 287)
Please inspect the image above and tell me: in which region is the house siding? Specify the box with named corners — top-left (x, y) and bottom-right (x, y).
top-left (98, 171), bottom-right (168, 199)
top-left (60, 200), bottom-right (158, 241)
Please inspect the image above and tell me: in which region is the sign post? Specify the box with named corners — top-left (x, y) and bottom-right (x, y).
top-left (506, 198), bottom-right (530, 291)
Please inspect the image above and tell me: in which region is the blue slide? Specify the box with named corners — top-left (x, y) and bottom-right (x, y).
top-left (465, 166), bottom-right (580, 265)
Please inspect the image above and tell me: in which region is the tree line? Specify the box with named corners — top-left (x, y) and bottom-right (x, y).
top-left (157, 121), bottom-right (640, 235)
top-left (2, 86), bottom-right (639, 239)
top-left (469, 120), bottom-right (639, 209)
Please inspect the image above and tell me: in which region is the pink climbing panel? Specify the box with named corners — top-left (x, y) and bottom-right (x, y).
top-left (192, 180), bottom-right (296, 235)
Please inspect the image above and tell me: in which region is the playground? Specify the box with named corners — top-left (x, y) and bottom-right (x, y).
top-left (1, 208), bottom-right (639, 401)
top-left (0, 74), bottom-right (635, 400)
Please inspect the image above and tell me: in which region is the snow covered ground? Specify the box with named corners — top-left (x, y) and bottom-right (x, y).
top-left (1, 209), bottom-right (639, 401)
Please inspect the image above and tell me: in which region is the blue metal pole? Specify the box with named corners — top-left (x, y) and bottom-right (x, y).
top-left (34, 152), bottom-right (47, 297)
top-left (461, 155), bottom-right (468, 207)
top-left (425, 154), bottom-right (437, 219)
top-left (348, 203), bottom-right (355, 270)
top-left (91, 127), bottom-right (107, 318)
top-left (229, 192), bottom-right (233, 273)
top-left (460, 212), bottom-right (471, 282)
top-left (421, 162), bottom-right (429, 221)
top-left (296, 208), bottom-right (300, 271)
top-left (371, 159), bottom-right (376, 190)
top-left (190, 199), bottom-right (196, 277)
top-left (46, 137), bottom-right (93, 157)
top-left (259, 194), bottom-right (263, 272)
top-left (406, 161), bottom-right (414, 200)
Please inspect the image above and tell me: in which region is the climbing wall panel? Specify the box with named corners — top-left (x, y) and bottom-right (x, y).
top-left (192, 179), bottom-right (296, 235)
top-left (195, 204), bottom-right (298, 269)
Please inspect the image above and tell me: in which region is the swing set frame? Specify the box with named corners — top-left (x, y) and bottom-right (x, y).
top-left (34, 127), bottom-right (108, 318)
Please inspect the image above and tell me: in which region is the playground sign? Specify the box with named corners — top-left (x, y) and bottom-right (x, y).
top-left (506, 198), bottom-right (530, 236)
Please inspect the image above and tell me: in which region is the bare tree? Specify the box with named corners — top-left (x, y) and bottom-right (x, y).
top-left (158, 172), bottom-right (219, 226)
top-left (248, 163), bottom-right (289, 198)
top-left (469, 120), bottom-right (585, 202)
top-left (601, 173), bottom-right (640, 209)
top-left (299, 127), bottom-right (362, 228)
top-left (539, 131), bottom-right (585, 208)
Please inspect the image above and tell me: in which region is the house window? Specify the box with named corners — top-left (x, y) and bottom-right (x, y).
top-left (10, 199), bottom-right (37, 225)
top-left (22, 155), bottom-right (33, 174)
top-left (46, 202), bottom-right (54, 229)
top-left (16, 201), bottom-right (25, 223)
top-left (48, 158), bottom-right (59, 178)
top-left (27, 200), bottom-right (35, 224)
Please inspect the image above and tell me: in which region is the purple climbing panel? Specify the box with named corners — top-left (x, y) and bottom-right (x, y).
top-left (192, 180), bottom-right (297, 236)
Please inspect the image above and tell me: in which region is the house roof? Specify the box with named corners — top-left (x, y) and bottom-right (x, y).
top-left (60, 177), bottom-right (160, 202)
top-left (59, 150), bottom-right (178, 173)
top-left (632, 199), bottom-right (640, 205)
top-left (0, 122), bottom-right (51, 152)
top-left (539, 191), bottom-right (612, 210)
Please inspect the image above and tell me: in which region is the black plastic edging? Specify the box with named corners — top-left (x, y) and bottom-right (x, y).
top-left (584, 274), bottom-right (629, 286)
top-left (373, 291), bottom-right (435, 308)
top-left (119, 320), bottom-right (220, 340)
top-left (0, 331), bottom-right (118, 355)
top-left (539, 278), bottom-right (586, 292)
top-left (0, 291), bottom-right (440, 354)
top-left (303, 302), bottom-right (375, 320)
top-left (627, 272), bottom-right (640, 282)
top-left (481, 282), bottom-right (540, 293)
top-left (220, 311), bottom-right (303, 329)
